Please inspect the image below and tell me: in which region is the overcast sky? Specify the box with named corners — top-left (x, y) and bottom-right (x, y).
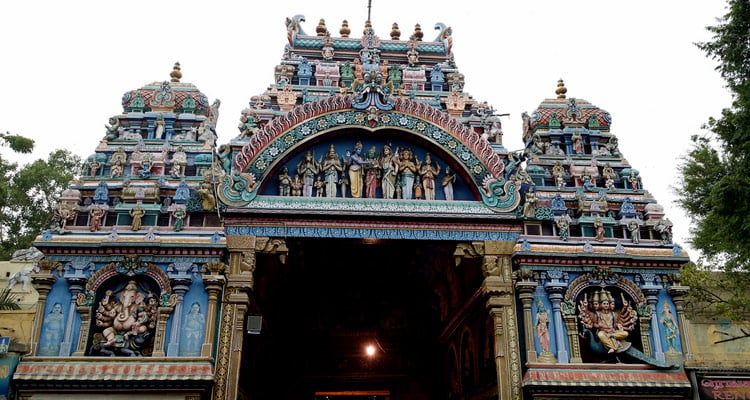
top-left (1, 1), bottom-right (733, 256)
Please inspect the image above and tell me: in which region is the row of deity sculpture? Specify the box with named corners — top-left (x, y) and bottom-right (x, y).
top-left (548, 160), bottom-right (639, 192)
top-left (279, 143), bottom-right (457, 200)
top-left (528, 131), bottom-right (621, 157)
top-left (104, 116), bottom-right (216, 146)
top-left (92, 145), bottom-right (190, 179)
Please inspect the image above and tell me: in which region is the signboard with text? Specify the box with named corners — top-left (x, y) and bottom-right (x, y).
top-left (698, 376), bottom-right (750, 400)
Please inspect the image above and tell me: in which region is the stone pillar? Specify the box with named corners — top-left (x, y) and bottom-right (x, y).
top-left (60, 277), bottom-right (85, 356)
top-left (562, 312), bottom-right (582, 363)
top-left (544, 271), bottom-right (569, 363)
top-left (152, 303), bottom-right (175, 357)
top-left (481, 240), bottom-right (523, 400)
top-left (641, 284), bottom-right (664, 361)
top-left (515, 271), bottom-right (537, 364)
top-left (213, 236), bottom-right (288, 400)
top-left (72, 298), bottom-right (93, 356)
top-left (668, 284), bottom-right (692, 361)
top-left (166, 280), bottom-right (190, 356)
top-left (201, 261), bottom-right (227, 357)
top-left (29, 260), bottom-right (60, 356)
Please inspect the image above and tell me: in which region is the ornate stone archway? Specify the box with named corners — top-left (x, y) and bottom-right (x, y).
top-left (218, 95), bottom-right (520, 212)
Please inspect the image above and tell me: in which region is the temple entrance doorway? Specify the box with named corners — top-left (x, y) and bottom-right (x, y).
top-left (238, 237), bottom-right (490, 400)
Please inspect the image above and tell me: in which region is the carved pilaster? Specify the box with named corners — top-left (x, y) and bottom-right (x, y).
top-left (73, 304), bottom-right (91, 356)
top-left (152, 306), bottom-right (174, 357)
top-left (639, 316), bottom-right (652, 357)
top-left (482, 241), bottom-right (522, 400)
top-left (454, 241), bottom-right (484, 266)
top-left (668, 284), bottom-right (692, 361)
top-left (29, 260), bottom-right (60, 355)
top-left (515, 272), bottom-right (537, 363)
top-left (562, 313), bottom-right (582, 363)
top-left (213, 283), bottom-right (250, 400)
top-left (60, 279), bottom-right (85, 356)
top-left (641, 282), bottom-right (663, 360)
top-left (201, 261), bottom-right (227, 357)
top-left (544, 271), bottom-right (569, 363)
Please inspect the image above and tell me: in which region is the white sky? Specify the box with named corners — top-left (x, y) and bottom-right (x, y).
top-left (0, 0), bottom-right (733, 257)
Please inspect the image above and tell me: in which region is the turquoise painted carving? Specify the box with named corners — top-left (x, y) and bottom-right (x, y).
top-left (222, 96), bottom-right (517, 211)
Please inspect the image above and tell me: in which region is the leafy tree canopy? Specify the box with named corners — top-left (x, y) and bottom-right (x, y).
top-left (0, 133), bottom-right (81, 260)
top-left (678, 0), bottom-right (750, 319)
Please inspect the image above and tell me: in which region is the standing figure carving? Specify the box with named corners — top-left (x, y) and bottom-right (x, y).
top-left (129, 205), bottom-right (145, 231)
top-left (297, 150), bottom-right (321, 197)
top-left (419, 153), bottom-right (441, 200)
top-left (344, 142), bottom-right (368, 198)
top-left (441, 166), bottom-right (456, 201)
top-left (109, 147), bottom-right (127, 178)
top-left (278, 166), bottom-right (292, 196)
top-left (364, 146), bottom-right (381, 198)
top-left (321, 145), bottom-right (343, 198)
top-left (39, 302), bottom-right (65, 356)
top-left (523, 187), bottom-right (538, 218)
top-left (379, 144), bottom-right (399, 199)
top-left (89, 205), bottom-right (105, 232)
top-left (397, 147), bottom-right (418, 200)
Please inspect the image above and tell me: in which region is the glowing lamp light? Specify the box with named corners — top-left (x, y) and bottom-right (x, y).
top-left (365, 344), bottom-right (376, 357)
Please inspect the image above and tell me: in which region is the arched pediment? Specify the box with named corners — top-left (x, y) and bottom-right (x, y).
top-left (218, 95), bottom-right (520, 212)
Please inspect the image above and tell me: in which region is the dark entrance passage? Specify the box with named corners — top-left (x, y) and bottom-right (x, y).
top-left (239, 238), bottom-right (473, 400)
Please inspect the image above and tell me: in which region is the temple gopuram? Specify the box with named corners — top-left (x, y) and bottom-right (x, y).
top-left (13, 13), bottom-right (734, 400)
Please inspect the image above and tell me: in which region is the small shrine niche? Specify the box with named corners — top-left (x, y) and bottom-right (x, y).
top-left (87, 277), bottom-right (162, 357)
top-left (77, 257), bottom-right (176, 357)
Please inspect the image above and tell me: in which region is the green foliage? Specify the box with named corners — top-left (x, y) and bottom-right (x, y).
top-left (0, 288), bottom-right (21, 311)
top-left (0, 131), bottom-right (34, 154)
top-left (678, 0), bottom-right (750, 320)
top-left (681, 263), bottom-right (750, 320)
top-left (0, 138), bottom-right (81, 260)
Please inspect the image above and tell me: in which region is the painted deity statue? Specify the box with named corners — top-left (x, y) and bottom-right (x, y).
top-left (364, 146), bottom-right (381, 198)
top-left (297, 150), bottom-right (321, 197)
top-left (419, 153), bottom-right (441, 201)
top-left (109, 147), bottom-right (127, 178)
top-left (93, 281), bottom-right (157, 356)
top-left (129, 205), bottom-right (145, 231)
top-left (397, 147), bottom-right (418, 200)
top-left (344, 142), bottom-right (369, 198)
top-left (379, 144), bottom-right (399, 199)
top-left (552, 160), bottom-right (566, 190)
top-left (661, 303), bottom-right (679, 351)
top-left (602, 163), bottom-right (616, 190)
top-left (278, 166), bottom-right (292, 196)
top-left (578, 290), bottom-right (637, 354)
top-left (523, 187), bottom-right (537, 218)
top-left (172, 206), bottom-right (186, 232)
top-left (572, 131), bottom-right (583, 154)
top-left (89, 205), bottom-right (105, 232)
top-left (39, 302), bottom-right (65, 356)
top-left (441, 166), bottom-right (456, 201)
top-left (594, 216), bottom-right (605, 241)
top-left (628, 220), bottom-right (640, 244)
top-left (180, 302), bottom-right (205, 356)
top-left (320, 145), bottom-right (343, 198)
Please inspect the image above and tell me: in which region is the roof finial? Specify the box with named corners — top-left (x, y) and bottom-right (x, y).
top-left (170, 62), bottom-right (182, 83)
top-left (556, 78), bottom-right (567, 99)
top-left (363, 20), bottom-right (373, 35)
top-left (340, 20), bottom-right (351, 37)
top-left (316, 19), bottom-right (328, 36)
top-left (367, 0), bottom-right (372, 24)
top-left (413, 24), bottom-right (424, 41)
top-left (390, 22), bottom-right (401, 40)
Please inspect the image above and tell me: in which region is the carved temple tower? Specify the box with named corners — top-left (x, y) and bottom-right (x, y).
top-left (13, 14), bottom-right (697, 400)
